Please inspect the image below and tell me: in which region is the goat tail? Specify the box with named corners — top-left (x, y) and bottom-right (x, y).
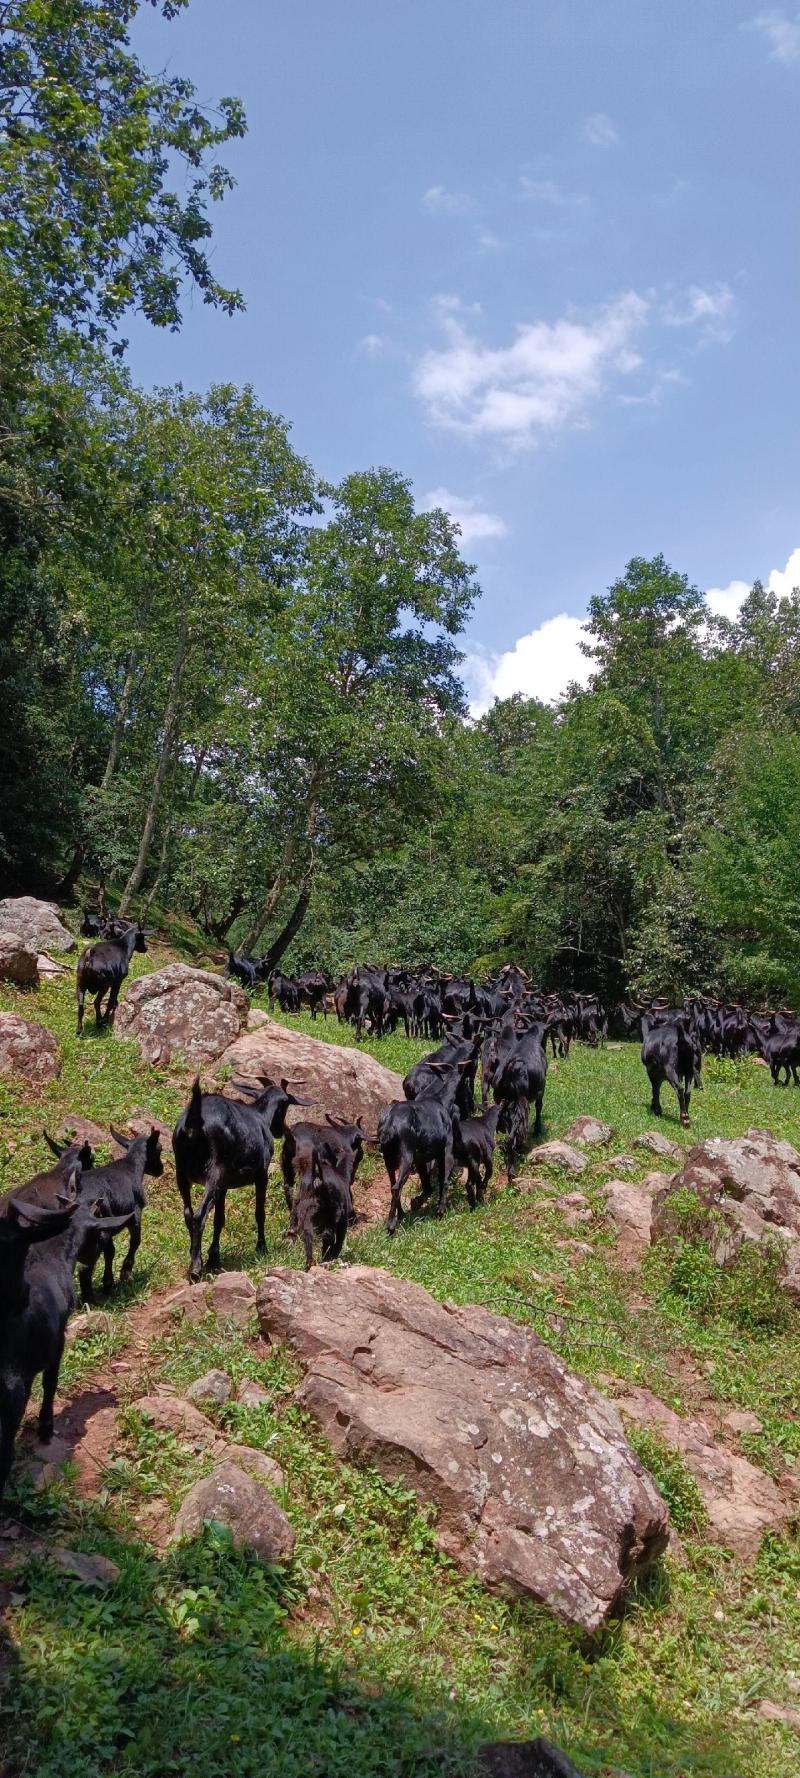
top-left (186, 1077), bottom-right (204, 1127)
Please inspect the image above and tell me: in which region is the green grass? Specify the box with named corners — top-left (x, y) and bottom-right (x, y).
top-left (2, 967), bottom-right (800, 1775)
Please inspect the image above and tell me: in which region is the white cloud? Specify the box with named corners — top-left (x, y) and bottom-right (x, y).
top-left (422, 487), bottom-right (507, 545)
top-left (751, 10), bottom-right (800, 63)
top-left (707, 546), bottom-right (800, 621)
top-left (464, 614), bottom-right (594, 714)
top-left (584, 111), bottom-right (619, 146)
top-left (519, 176), bottom-right (587, 206)
top-left (414, 291), bottom-right (650, 447)
top-left (358, 333), bottom-right (386, 356)
top-left (421, 184), bottom-right (469, 214)
top-left (662, 283), bottom-right (736, 341)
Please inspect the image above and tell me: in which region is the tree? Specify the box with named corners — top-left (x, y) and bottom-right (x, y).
top-left (0, 0), bottom-right (245, 344)
top-left (236, 470), bottom-right (479, 958)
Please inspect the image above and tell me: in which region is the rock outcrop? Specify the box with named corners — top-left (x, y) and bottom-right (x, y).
top-left (0, 1013), bottom-right (61, 1084)
top-left (113, 964), bottom-right (248, 1067)
top-left (256, 1266), bottom-right (669, 1630)
top-left (652, 1130), bottom-right (800, 1288)
top-left (0, 897), bottom-right (74, 952)
top-left (218, 1018), bottom-right (403, 1137)
top-left (0, 931), bottom-right (39, 986)
top-left (616, 1386), bottom-right (795, 1557)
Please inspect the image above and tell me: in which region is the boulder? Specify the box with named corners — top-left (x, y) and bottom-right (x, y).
top-left (616, 1386), bottom-right (794, 1557)
top-left (187, 1369), bottom-right (232, 1407)
top-left (563, 1117), bottom-right (614, 1148)
top-left (225, 1445), bottom-right (285, 1491)
top-left (525, 1143), bottom-right (588, 1177)
top-left (0, 897), bottom-right (74, 953)
top-left (172, 1461), bottom-right (294, 1564)
top-left (236, 1378), bottom-right (270, 1406)
top-left (0, 931), bottom-right (39, 986)
top-left (651, 1130), bottom-right (800, 1276)
top-left (113, 964), bottom-right (248, 1067)
top-left (554, 1191), bottom-right (592, 1229)
top-left (218, 1018), bottom-right (403, 1138)
top-left (631, 1131), bottom-right (682, 1160)
top-left (256, 1266), bottom-right (669, 1631)
top-left (56, 1117), bottom-right (119, 1154)
top-left (0, 1013), bottom-right (61, 1085)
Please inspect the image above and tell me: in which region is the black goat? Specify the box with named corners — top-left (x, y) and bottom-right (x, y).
top-left (281, 1114), bottom-right (364, 1216)
top-left (172, 1076), bottom-right (308, 1279)
top-left (0, 1133), bottom-right (94, 1216)
top-left (451, 1103), bottom-right (503, 1207)
top-left (641, 1017), bottom-right (701, 1126)
top-left (287, 1151), bottom-right (351, 1269)
top-left (226, 950), bottom-right (258, 992)
top-left (0, 1189), bottom-right (129, 1500)
top-left (380, 1071), bottom-right (462, 1232)
top-left (55, 1127), bottom-right (162, 1302)
top-left (76, 919), bottom-right (147, 1034)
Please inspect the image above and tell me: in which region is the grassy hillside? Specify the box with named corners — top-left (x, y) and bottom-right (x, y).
top-left (1, 953), bottom-right (799, 1777)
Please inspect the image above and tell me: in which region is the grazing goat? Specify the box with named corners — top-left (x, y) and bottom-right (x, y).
top-left (172, 1076), bottom-right (308, 1280)
top-left (641, 1017), bottom-right (701, 1127)
top-left (76, 919), bottom-right (147, 1034)
top-left (287, 1151), bottom-right (351, 1269)
top-left (0, 1190), bottom-right (129, 1500)
top-left (226, 950), bottom-right (258, 992)
top-left (451, 1103), bottom-right (503, 1207)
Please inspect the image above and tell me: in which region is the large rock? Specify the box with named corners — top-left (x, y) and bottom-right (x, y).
top-left (616, 1386), bottom-right (795, 1558)
top-left (631, 1131), bottom-right (682, 1160)
top-left (652, 1130), bottom-right (800, 1275)
top-left (0, 897), bottom-right (74, 953)
top-left (172, 1461), bottom-right (295, 1564)
top-left (257, 1267), bottom-right (668, 1630)
top-left (114, 964), bottom-right (248, 1067)
top-left (219, 1018), bottom-right (403, 1138)
top-left (0, 931), bottom-right (39, 986)
top-left (0, 1013), bottom-right (61, 1084)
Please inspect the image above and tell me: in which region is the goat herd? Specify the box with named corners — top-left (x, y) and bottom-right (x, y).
top-left (1, 918), bottom-right (799, 1505)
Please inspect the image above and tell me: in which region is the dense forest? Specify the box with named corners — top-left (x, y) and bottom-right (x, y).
top-left (2, 2), bottom-right (799, 1007)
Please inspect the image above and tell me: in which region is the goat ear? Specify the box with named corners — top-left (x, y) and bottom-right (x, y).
top-left (109, 1127), bottom-right (132, 1151)
top-left (43, 1129), bottom-right (66, 1159)
top-left (8, 1195), bottom-right (78, 1228)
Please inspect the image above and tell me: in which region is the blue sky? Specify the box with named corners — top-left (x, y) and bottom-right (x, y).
top-left (127, 0), bottom-right (799, 706)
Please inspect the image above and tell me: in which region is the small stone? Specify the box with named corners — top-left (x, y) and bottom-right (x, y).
top-left (631, 1131), bottom-right (682, 1160)
top-left (51, 1548), bottom-right (119, 1588)
top-left (564, 1117), bottom-right (614, 1148)
top-left (526, 1142), bottom-right (588, 1176)
top-left (723, 1409), bottom-right (763, 1437)
top-left (65, 1310), bottom-right (113, 1347)
top-left (133, 1395), bottom-right (225, 1454)
top-left (755, 1699), bottom-right (800, 1730)
top-left (236, 1378), bottom-right (270, 1405)
top-left (0, 931), bottom-right (39, 986)
top-left (187, 1369), bottom-right (232, 1406)
top-left (172, 1461), bottom-right (294, 1564)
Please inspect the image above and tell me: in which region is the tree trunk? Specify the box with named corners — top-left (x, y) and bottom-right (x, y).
top-left (101, 655), bottom-right (137, 791)
top-left (257, 870), bottom-right (314, 976)
top-left (119, 616), bottom-right (188, 915)
top-left (239, 834), bottom-right (299, 952)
